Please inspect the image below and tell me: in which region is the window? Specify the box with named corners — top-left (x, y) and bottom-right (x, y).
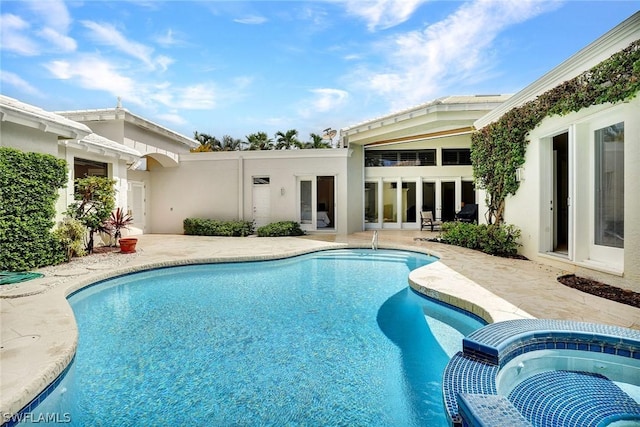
top-left (594, 122), bottom-right (624, 248)
top-left (253, 177), bottom-right (270, 185)
top-left (365, 150), bottom-right (436, 167)
top-left (364, 182), bottom-right (378, 223)
top-left (74, 158), bottom-right (108, 178)
top-left (442, 149), bottom-right (471, 165)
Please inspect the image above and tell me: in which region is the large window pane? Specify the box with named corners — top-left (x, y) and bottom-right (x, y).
top-left (402, 182), bottom-right (417, 222)
top-left (300, 180), bottom-right (312, 225)
top-left (595, 122), bottom-right (624, 248)
top-left (382, 182), bottom-right (397, 223)
top-left (364, 182), bottom-right (378, 223)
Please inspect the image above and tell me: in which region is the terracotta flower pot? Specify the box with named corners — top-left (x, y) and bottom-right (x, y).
top-left (119, 237), bottom-right (138, 254)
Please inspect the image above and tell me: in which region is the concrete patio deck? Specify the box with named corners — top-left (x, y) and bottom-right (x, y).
top-left (1, 231), bottom-right (639, 420)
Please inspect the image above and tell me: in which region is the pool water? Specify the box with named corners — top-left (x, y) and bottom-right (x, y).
top-left (27, 249), bottom-right (484, 426)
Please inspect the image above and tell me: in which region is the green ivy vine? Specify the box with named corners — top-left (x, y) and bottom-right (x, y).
top-left (472, 39), bottom-right (640, 224)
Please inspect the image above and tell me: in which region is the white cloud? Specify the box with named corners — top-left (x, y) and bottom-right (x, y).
top-left (234, 15), bottom-right (267, 25)
top-left (341, 0), bottom-right (429, 31)
top-left (298, 88), bottom-right (349, 118)
top-left (174, 84), bottom-right (219, 109)
top-left (156, 112), bottom-right (187, 126)
top-left (45, 56), bottom-right (142, 105)
top-left (28, 0), bottom-right (77, 53)
top-left (354, 0), bottom-right (561, 107)
top-left (81, 20), bottom-right (170, 71)
top-left (0, 70), bottom-right (42, 96)
top-left (38, 27), bottom-right (77, 52)
top-left (0, 14), bottom-right (40, 55)
top-left (155, 29), bottom-right (183, 47)
top-left (27, 0), bottom-right (72, 30)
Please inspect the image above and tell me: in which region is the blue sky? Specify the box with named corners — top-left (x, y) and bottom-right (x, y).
top-left (1, 1), bottom-right (638, 143)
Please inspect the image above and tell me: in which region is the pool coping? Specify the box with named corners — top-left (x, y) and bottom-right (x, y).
top-left (1, 238), bottom-right (534, 422)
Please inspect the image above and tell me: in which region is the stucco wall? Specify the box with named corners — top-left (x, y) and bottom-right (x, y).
top-left (504, 98), bottom-right (640, 292)
top-left (146, 150), bottom-right (351, 235)
top-left (0, 122), bottom-right (59, 156)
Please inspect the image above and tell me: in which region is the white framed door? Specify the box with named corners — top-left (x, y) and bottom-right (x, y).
top-left (252, 177), bottom-right (271, 228)
top-left (298, 176), bottom-right (336, 232)
top-left (127, 181), bottom-right (145, 233)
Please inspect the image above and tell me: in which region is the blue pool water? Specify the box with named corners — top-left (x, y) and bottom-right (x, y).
top-left (25, 249), bottom-right (484, 426)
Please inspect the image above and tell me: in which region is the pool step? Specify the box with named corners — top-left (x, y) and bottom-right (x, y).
top-left (457, 393), bottom-right (532, 427)
top-left (508, 370), bottom-right (640, 427)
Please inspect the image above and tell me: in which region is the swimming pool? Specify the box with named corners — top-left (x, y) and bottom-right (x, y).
top-left (20, 249), bottom-right (484, 426)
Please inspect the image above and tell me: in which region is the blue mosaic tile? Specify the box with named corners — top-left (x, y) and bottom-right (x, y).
top-left (444, 319), bottom-right (640, 426)
top-left (457, 393), bottom-right (532, 427)
top-left (508, 370), bottom-right (640, 427)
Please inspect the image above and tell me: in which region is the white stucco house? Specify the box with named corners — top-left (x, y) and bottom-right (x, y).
top-left (56, 103), bottom-right (198, 234)
top-left (341, 95), bottom-right (510, 229)
top-left (0, 95), bottom-right (140, 223)
top-left (474, 12), bottom-right (640, 291)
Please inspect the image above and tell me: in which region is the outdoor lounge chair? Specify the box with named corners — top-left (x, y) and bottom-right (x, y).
top-left (455, 203), bottom-right (478, 223)
top-left (420, 211), bottom-right (442, 232)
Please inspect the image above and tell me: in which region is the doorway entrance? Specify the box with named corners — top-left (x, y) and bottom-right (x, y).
top-left (299, 176), bottom-right (335, 231)
top-left (552, 133), bottom-right (569, 254)
top-left (252, 177), bottom-right (271, 228)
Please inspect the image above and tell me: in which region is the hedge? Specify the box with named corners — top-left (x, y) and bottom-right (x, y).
top-left (183, 218), bottom-right (254, 237)
top-left (256, 221), bottom-right (304, 237)
top-left (0, 147), bottom-right (67, 271)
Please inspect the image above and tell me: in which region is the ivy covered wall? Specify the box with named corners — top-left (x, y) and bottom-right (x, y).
top-left (471, 40), bottom-right (640, 224)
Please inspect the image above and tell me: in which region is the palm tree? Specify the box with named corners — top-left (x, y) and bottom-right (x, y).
top-left (246, 132), bottom-right (274, 150)
top-left (305, 133), bottom-right (331, 149)
top-left (192, 131), bottom-right (222, 152)
top-left (221, 135), bottom-right (243, 151)
top-left (275, 129), bottom-right (302, 150)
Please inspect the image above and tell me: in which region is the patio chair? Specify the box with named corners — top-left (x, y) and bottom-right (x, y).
top-left (455, 203), bottom-right (478, 223)
top-left (420, 211), bottom-right (442, 232)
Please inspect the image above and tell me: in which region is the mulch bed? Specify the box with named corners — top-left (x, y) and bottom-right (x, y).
top-left (558, 274), bottom-right (640, 309)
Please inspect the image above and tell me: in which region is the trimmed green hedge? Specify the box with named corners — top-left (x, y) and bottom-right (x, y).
top-left (0, 147), bottom-right (67, 271)
top-left (256, 221), bottom-right (304, 237)
top-left (440, 221), bottom-right (521, 257)
top-left (183, 218), bottom-right (254, 237)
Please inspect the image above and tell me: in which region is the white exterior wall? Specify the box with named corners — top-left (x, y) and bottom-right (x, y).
top-left (364, 134), bottom-right (479, 227)
top-left (504, 97), bottom-right (640, 291)
top-left (0, 122), bottom-right (59, 156)
top-left (147, 149), bottom-right (351, 235)
top-left (56, 143), bottom-right (131, 223)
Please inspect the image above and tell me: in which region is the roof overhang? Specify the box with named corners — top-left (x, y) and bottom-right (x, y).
top-left (57, 108), bottom-right (199, 149)
top-left (342, 95), bottom-right (511, 146)
top-left (0, 95), bottom-right (92, 140)
top-left (62, 133), bottom-right (141, 163)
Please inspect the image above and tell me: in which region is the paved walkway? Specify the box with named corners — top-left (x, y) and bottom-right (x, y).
top-left (1, 231), bottom-right (639, 419)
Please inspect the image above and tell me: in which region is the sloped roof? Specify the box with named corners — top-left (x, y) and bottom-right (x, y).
top-left (342, 94), bottom-right (512, 134)
top-left (0, 95), bottom-right (92, 139)
top-left (57, 107), bottom-right (199, 149)
top-left (80, 133), bottom-right (141, 158)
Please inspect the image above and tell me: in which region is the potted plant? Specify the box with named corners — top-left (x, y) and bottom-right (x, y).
top-left (106, 208), bottom-right (136, 252)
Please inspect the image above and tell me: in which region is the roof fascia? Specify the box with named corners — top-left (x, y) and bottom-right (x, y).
top-left (0, 102), bottom-right (92, 140)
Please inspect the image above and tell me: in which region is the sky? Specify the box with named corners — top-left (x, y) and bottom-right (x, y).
top-left (1, 1), bottom-right (638, 143)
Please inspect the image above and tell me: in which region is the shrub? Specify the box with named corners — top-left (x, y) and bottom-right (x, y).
top-left (0, 147), bottom-right (68, 271)
top-left (54, 218), bottom-right (87, 261)
top-left (256, 221), bottom-right (304, 237)
top-left (441, 222), bottom-right (521, 257)
top-left (66, 176), bottom-right (116, 253)
top-left (183, 218), bottom-right (254, 237)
